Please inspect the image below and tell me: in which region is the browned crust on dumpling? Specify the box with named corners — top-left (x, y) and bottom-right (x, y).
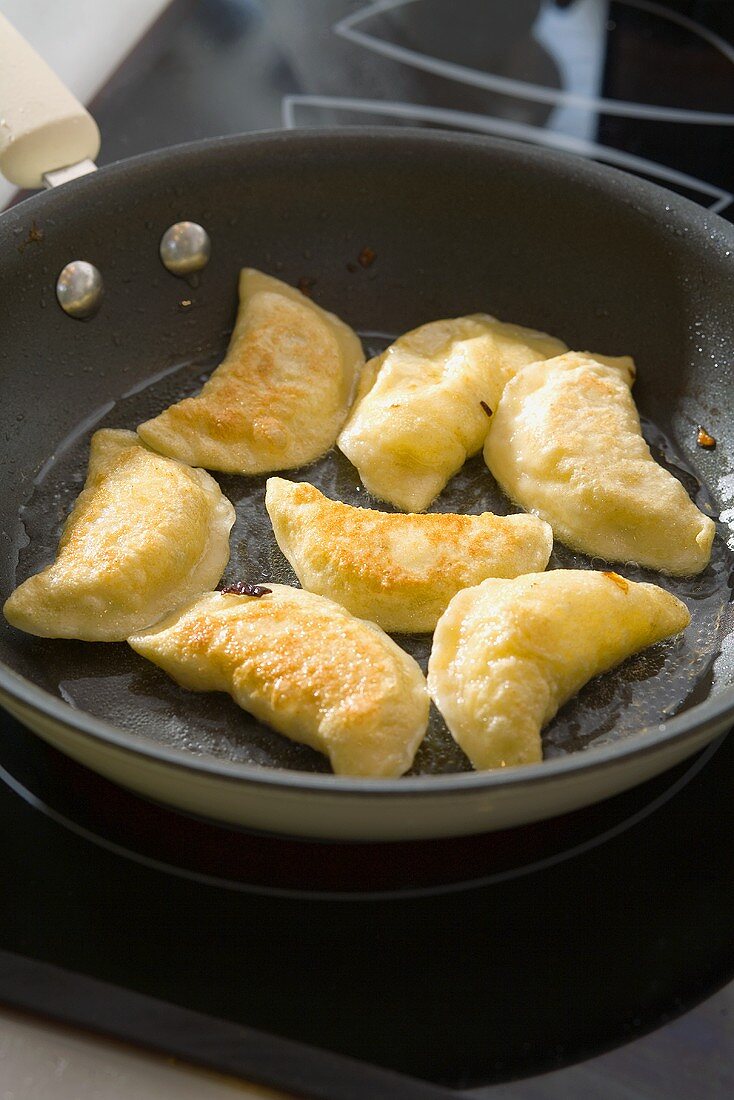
top-left (266, 478), bottom-right (553, 631)
top-left (138, 270), bottom-right (364, 474)
top-left (129, 586), bottom-right (429, 777)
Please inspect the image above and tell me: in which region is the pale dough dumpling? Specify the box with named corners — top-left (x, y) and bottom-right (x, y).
top-left (128, 586), bottom-right (429, 778)
top-left (265, 477), bottom-right (553, 632)
top-left (3, 429), bottom-right (235, 641)
top-left (484, 352), bottom-right (715, 575)
top-left (428, 569), bottom-right (690, 771)
top-left (337, 315), bottom-right (567, 512)
top-left (138, 269), bottom-right (364, 474)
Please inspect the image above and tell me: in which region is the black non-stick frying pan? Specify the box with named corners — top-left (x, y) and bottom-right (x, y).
top-left (0, 17), bottom-right (732, 840)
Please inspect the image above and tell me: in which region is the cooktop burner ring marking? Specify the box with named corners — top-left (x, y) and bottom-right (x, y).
top-left (334, 0), bottom-right (734, 126)
top-left (0, 734), bottom-right (726, 902)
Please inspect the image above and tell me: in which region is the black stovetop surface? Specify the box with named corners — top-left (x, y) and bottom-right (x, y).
top-left (2, 1), bottom-right (733, 1095)
top-left (1, 713), bottom-right (732, 1095)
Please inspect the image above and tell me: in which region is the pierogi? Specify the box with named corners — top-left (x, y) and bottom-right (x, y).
top-left (138, 269), bottom-right (364, 474)
top-left (428, 569), bottom-right (690, 771)
top-left (265, 477), bottom-right (553, 632)
top-left (128, 586), bottom-right (429, 778)
top-left (338, 315), bottom-right (567, 512)
top-left (3, 430), bottom-right (235, 641)
top-left (484, 352), bottom-right (715, 575)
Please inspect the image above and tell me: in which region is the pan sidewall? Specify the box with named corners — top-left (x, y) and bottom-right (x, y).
top-left (1, 689), bottom-right (728, 841)
top-left (1, 129), bottom-right (733, 837)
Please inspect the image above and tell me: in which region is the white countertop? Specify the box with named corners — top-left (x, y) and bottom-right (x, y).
top-left (2, 981), bottom-right (732, 1099)
top-left (0, 1006), bottom-right (292, 1099)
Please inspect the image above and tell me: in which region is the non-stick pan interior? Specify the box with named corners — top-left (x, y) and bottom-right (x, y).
top-left (0, 130), bottom-right (732, 776)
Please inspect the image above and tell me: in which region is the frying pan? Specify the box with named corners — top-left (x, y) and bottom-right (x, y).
top-left (0, 18), bottom-right (732, 841)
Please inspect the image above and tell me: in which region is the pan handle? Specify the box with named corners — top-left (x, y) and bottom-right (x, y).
top-left (0, 13), bottom-right (100, 189)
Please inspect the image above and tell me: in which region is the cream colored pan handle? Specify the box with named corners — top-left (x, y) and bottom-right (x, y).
top-left (0, 12), bottom-right (100, 189)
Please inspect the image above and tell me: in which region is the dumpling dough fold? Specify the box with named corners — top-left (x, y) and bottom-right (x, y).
top-left (484, 352), bottom-right (715, 575)
top-left (138, 269), bottom-right (364, 474)
top-left (3, 429), bottom-right (235, 641)
top-left (128, 586), bottom-right (429, 778)
top-left (265, 477), bottom-right (553, 632)
top-left (337, 315), bottom-right (566, 512)
top-left (428, 569), bottom-right (690, 771)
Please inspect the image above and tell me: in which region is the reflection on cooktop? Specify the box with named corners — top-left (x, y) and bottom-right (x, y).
top-left (90, 0), bottom-right (734, 219)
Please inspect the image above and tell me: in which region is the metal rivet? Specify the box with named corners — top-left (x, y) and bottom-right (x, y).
top-left (159, 221), bottom-right (211, 276)
top-left (56, 261), bottom-right (104, 319)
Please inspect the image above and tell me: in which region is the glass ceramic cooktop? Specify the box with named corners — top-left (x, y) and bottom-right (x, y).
top-left (2, 1), bottom-right (733, 1096)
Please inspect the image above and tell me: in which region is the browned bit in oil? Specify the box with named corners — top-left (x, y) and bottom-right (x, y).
top-left (297, 276), bottom-right (316, 297)
top-left (697, 427), bottom-right (716, 449)
top-left (357, 246), bottom-right (376, 268)
top-left (220, 582), bottom-right (272, 598)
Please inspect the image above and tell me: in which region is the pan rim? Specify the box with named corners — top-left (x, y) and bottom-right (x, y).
top-left (1, 126), bottom-right (732, 797)
top-left (0, 655), bottom-right (732, 796)
top-left (4, 125), bottom-right (734, 241)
